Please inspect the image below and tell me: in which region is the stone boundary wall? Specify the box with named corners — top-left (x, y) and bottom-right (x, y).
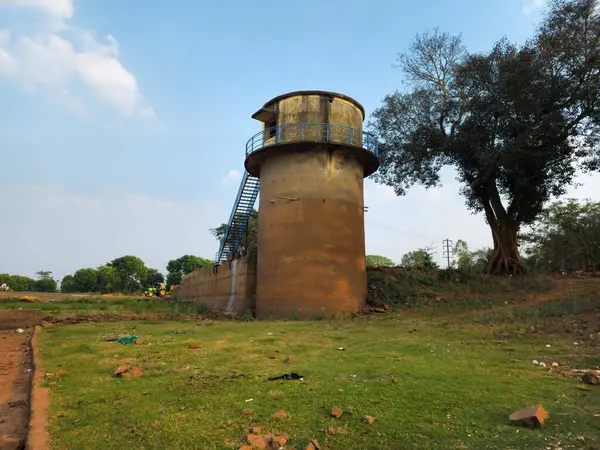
top-left (174, 253), bottom-right (257, 317)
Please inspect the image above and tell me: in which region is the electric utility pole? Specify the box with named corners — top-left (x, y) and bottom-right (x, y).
top-left (442, 239), bottom-right (453, 268)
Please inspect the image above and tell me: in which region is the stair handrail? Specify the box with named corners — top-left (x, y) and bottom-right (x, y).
top-left (215, 171), bottom-right (250, 263)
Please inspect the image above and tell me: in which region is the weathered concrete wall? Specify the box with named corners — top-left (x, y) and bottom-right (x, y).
top-left (174, 253), bottom-right (256, 317)
top-left (254, 144), bottom-right (367, 319)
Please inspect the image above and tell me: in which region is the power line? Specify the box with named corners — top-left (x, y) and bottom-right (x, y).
top-left (442, 238), bottom-right (453, 268)
top-left (365, 220), bottom-right (445, 241)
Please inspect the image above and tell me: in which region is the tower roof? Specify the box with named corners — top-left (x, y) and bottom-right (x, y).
top-left (252, 90), bottom-right (366, 120)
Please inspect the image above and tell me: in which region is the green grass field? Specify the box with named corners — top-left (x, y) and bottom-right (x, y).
top-left (37, 303), bottom-right (600, 450)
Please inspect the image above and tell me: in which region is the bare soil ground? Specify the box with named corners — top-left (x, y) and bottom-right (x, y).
top-left (0, 292), bottom-right (134, 302)
top-left (0, 329), bottom-right (32, 450)
top-left (0, 311), bottom-right (43, 332)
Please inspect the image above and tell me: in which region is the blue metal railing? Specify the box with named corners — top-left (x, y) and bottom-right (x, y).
top-left (245, 122), bottom-right (379, 157)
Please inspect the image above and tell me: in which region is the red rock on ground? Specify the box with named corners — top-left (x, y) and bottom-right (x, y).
top-left (330, 407), bottom-right (343, 418)
top-left (509, 404), bottom-right (549, 428)
top-left (238, 445), bottom-right (252, 450)
top-left (134, 338), bottom-right (144, 345)
top-left (269, 354), bottom-right (278, 359)
top-left (56, 370), bottom-right (67, 377)
top-left (241, 408), bottom-right (254, 416)
top-left (129, 367), bottom-right (144, 378)
top-left (391, 377), bottom-right (398, 384)
top-left (112, 365), bottom-right (143, 378)
top-left (283, 356), bottom-right (292, 363)
top-left (112, 365), bottom-right (130, 377)
top-left (189, 344), bottom-right (201, 349)
top-left (246, 434), bottom-right (272, 449)
top-left (272, 433), bottom-right (288, 447)
top-left (363, 415), bottom-right (375, 424)
top-left (271, 409), bottom-right (288, 419)
top-left (250, 426), bottom-right (261, 433)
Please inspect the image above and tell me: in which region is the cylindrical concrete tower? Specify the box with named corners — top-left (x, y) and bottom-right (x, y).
top-left (245, 91), bottom-right (379, 319)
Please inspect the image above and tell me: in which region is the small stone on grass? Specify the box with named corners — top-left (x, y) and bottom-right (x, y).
top-left (509, 404), bottom-right (549, 428)
top-left (330, 407), bottom-right (343, 418)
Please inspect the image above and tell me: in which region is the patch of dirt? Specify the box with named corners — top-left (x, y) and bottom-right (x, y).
top-left (44, 312), bottom-right (166, 325)
top-left (0, 310), bottom-right (43, 331)
top-left (0, 330), bottom-right (33, 450)
top-left (28, 326), bottom-right (49, 450)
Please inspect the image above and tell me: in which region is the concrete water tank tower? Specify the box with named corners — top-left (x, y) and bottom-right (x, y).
top-left (245, 91), bottom-right (379, 319)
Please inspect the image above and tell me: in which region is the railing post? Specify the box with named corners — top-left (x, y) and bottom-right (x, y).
top-left (349, 127), bottom-right (353, 145)
top-left (325, 123), bottom-right (329, 142)
top-left (301, 122), bottom-right (305, 140)
top-left (276, 126), bottom-right (280, 143)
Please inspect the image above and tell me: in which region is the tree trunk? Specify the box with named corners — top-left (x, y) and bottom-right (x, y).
top-left (487, 219), bottom-right (527, 275)
top-left (476, 184), bottom-right (527, 276)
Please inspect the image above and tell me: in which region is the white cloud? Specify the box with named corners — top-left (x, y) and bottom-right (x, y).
top-left (0, 184), bottom-right (219, 279)
top-left (523, 0), bottom-right (545, 16)
top-left (0, 1), bottom-right (153, 117)
top-left (222, 169), bottom-right (242, 187)
top-left (0, 0), bottom-right (74, 19)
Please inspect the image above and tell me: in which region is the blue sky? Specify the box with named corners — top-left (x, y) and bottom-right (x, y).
top-left (1, 0), bottom-right (598, 280)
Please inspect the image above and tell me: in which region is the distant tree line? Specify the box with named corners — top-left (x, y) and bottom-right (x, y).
top-left (522, 199), bottom-right (600, 272)
top-left (60, 254), bottom-right (213, 294)
top-left (1, 254), bottom-right (213, 294)
top-left (0, 271), bottom-right (58, 293)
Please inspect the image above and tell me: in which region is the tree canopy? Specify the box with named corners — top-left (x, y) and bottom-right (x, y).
top-left (210, 209), bottom-right (258, 256)
top-left (60, 255), bottom-right (168, 293)
top-left (400, 248), bottom-right (439, 270)
top-left (0, 272), bottom-right (56, 292)
top-left (166, 255), bottom-right (212, 286)
top-left (522, 199), bottom-right (600, 272)
top-left (370, 0), bottom-right (600, 275)
top-left (366, 255), bottom-right (396, 267)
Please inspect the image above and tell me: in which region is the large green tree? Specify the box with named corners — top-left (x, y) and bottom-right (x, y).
top-left (166, 255), bottom-right (212, 286)
top-left (522, 199), bottom-right (600, 271)
top-left (210, 209), bottom-right (259, 256)
top-left (95, 265), bottom-right (120, 293)
top-left (370, 0), bottom-right (600, 275)
top-left (60, 275), bottom-right (77, 293)
top-left (34, 271), bottom-right (57, 293)
top-left (144, 268), bottom-right (165, 287)
top-left (366, 255), bottom-right (395, 267)
top-left (400, 248), bottom-right (439, 270)
top-left (72, 268), bottom-right (98, 292)
top-left (108, 256), bottom-right (147, 292)
top-left (0, 274), bottom-right (36, 292)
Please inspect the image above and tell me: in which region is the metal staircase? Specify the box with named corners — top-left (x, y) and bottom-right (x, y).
top-left (215, 171), bottom-right (260, 264)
